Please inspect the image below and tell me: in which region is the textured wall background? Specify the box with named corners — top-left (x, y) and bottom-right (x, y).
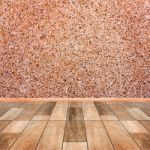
top-left (0, 0), bottom-right (149, 97)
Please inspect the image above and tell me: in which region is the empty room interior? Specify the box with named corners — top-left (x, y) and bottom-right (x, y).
top-left (0, 0), bottom-right (150, 150)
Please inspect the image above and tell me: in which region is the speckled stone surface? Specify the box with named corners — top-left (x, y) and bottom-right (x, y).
top-left (0, 0), bottom-right (150, 97)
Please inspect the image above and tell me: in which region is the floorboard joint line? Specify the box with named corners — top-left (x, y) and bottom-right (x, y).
top-left (8, 103), bottom-right (43, 150)
top-left (82, 101), bottom-right (89, 150)
top-left (62, 101), bottom-right (68, 150)
top-left (109, 103), bottom-right (142, 150)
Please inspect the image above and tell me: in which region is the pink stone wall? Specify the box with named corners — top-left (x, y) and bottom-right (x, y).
top-left (0, 0), bottom-right (149, 97)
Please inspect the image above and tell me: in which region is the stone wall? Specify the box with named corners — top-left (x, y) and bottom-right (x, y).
top-left (0, 0), bottom-right (149, 97)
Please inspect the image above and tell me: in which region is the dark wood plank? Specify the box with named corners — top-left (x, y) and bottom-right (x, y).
top-left (0, 121), bottom-right (28, 150)
top-left (69, 102), bottom-right (82, 108)
top-left (139, 121), bottom-right (150, 132)
top-left (32, 102), bottom-right (55, 120)
top-left (95, 102), bottom-right (118, 120)
top-left (67, 108), bottom-right (84, 120)
top-left (0, 121), bottom-right (10, 132)
top-left (64, 121), bottom-right (86, 142)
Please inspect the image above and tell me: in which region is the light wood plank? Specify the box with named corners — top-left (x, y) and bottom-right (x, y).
top-left (85, 121), bottom-right (114, 150)
top-left (36, 121), bottom-right (65, 150)
top-left (50, 104), bottom-right (68, 120)
top-left (15, 103), bottom-right (42, 121)
top-left (0, 121), bottom-right (29, 150)
top-left (122, 121), bottom-right (150, 150)
top-left (127, 108), bottom-right (150, 120)
top-left (82, 101), bottom-right (95, 107)
top-left (82, 105), bottom-right (101, 120)
top-left (103, 121), bottom-right (140, 150)
top-left (32, 103), bottom-right (55, 120)
top-left (0, 108), bottom-right (23, 120)
top-left (10, 121), bottom-right (47, 150)
top-left (63, 142), bottom-right (88, 150)
top-left (121, 121), bottom-right (148, 133)
top-left (2, 121), bottom-right (29, 133)
top-left (110, 104), bottom-right (135, 120)
top-left (64, 121), bottom-right (86, 142)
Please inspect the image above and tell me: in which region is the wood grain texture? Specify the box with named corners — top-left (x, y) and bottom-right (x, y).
top-left (139, 121), bottom-right (150, 132)
top-left (103, 121), bottom-right (140, 150)
top-left (37, 121), bottom-right (65, 150)
top-left (109, 104), bottom-right (135, 120)
top-left (121, 121), bottom-right (148, 133)
top-left (122, 121), bottom-right (150, 150)
top-left (0, 121), bottom-right (28, 150)
top-left (32, 102), bottom-right (55, 120)
top-left (127, 108), bottom-right (150, 120)
top-left (63, 142), bottom-right (88, 150)
top-left (85, 121), bottom-right (114, 150)
top-left (69, 102), bottom-right (82, 108)
top-left (50, 102), bottom-right (68, 120)
top-left (10, 121), bottom-right (47, 150)
top-left (82, 105), bottom-right (100, 120)
top-left (0, 101), bottom-right (150, 150)
top-left (95, 102), bottom-right (118, 120)
top-left (0, 108), bottom-right (23, 120)
top-left (2, 121), bottom-right (29, 134)
top-left (67, 108), bottom-right (84, 120)
top-left (0, 121), bottom-right (10, 132)
top-left (64, 121), bottom-right (86, 142)
top-left (15, 103), bottom-right (42, 121)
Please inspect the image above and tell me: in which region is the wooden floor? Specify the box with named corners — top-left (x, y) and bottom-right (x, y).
top-left (0, 101), bottom-right (150, 150)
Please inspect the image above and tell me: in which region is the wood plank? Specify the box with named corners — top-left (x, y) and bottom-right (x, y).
top-left (10, 121), bottom-right (47, 150)
top-left (0, 103), bottom-right (18, 117)
top-left (15, 103), bottom-right (42, 121)
top-left (95, 102), bottom-right (118, 120)
top-left (0, 108), bottom-right (23, 120)
top-left (69, 102), bottom-right (82, 108)
top-left (67, 108), bottom-right (83, 120)
top-left (139, 121), bottom-right (150, 132)
top-left (0, 121), bottom-right (10, 132)
top-left (82, 105), bottom-right (101, 120)
top-left (122, 121), bottom-right (150, 150)
top-left (50, 103), bottom-right (68, 120)
top-left (103, 121), bottom-right (140, 150)
top-left (127, 108), bottom-right (150, 120)
top-left (64, 121), bottom-right (86, 142)
top-left (36, 121), bottom-right (65, 150)
top-left (121, 121), bottom-right (148, 133)
top-left (2, 121), bottom-right (29, 134)
top-left (0, 121), bottom-right (29, 150)
top-left (109, 104), bottom-right (135, 120)
top-left (85, 121), bottom-right (114, 150)
top-left (132, 103), bottom-right (150, 116)
top-left (82, 101), bottom-right (95, 107)
top-left (63, 142), bottom-right (88, 150)
top-left (32, 102), bottom-right (55, 120)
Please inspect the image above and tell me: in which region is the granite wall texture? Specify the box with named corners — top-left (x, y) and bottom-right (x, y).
top-left (0, 0), bottom-right (149, 97)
